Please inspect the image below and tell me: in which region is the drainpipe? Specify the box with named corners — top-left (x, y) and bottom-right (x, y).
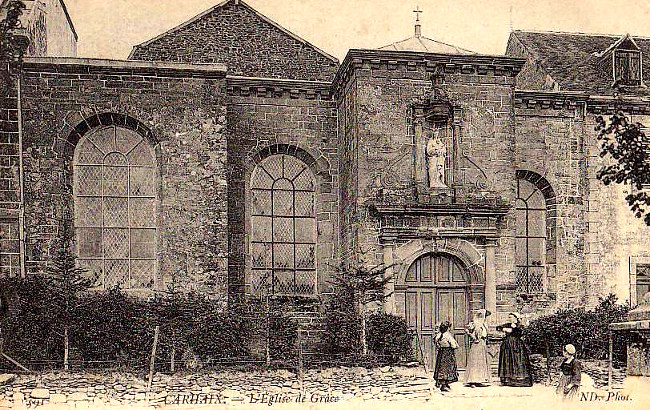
top-left (17, 72), bottom-right (25, 278)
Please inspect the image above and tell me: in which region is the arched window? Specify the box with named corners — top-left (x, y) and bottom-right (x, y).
top-left (249, 154), bottom-right (317, 295)
top-left (74, 125), bottom-right (157, 290)
top-left (515, 178), bottom-right (547, 293)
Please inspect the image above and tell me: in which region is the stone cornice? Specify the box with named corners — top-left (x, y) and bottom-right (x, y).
top-left (371, 203), bottom-right (511, 217)
top-left (515, 89), bottom-right (650, 114)
top-left (587, 95), bottom-right (650, 115)
top-left (22, 57), bottom-right (227, 78)
top-left (226, 75), bottom-right (332, 100)
top-left (333, 49), bottom-right (526, 99)
top-left (514, 89), bottom-right (588, 110)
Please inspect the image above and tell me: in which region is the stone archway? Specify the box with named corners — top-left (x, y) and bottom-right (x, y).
top-left (396, 252), bottom-right (471, 369)
top-left (389, 238), bottom-right (487, 369)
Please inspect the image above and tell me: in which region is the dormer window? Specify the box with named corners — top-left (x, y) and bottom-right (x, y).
top-left (614, 49), bottom-right (642, 86)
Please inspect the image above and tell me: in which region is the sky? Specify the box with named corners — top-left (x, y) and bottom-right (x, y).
top-left (64, 0), bottom-right (650, 61)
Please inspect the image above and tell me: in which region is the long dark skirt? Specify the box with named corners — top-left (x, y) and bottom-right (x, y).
top-left (556, 374), bottom-right (580, 400)
top-left (498, 335), bottom-right (533, 386)
top-left (433, 347), bottom-right (458, 384)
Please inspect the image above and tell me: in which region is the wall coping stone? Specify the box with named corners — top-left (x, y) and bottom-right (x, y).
top-left (22, 57), bottom-right (227, 78)
top-left (515, 89), bottom-right (650, 114)
top-left (226, 75), bottom-right (332, 100)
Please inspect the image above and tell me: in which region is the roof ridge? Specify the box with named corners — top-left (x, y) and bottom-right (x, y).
top-left (419, 35), bottom-right (476, 54)
top-left (128, 0), bottom-right (338, 63)
top-left (514, 29), bottom-right (650, 41)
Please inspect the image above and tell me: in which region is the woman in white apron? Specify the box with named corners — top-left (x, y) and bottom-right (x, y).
top-left (464, 309), bottom-right (491, 387)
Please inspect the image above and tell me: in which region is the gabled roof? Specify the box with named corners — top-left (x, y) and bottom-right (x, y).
top-left (129, 0), bottom-right (337, 64)
top-left (509, 30), bottom-right (650, 96)
top-left (593, 33), bottom-right (640, 58)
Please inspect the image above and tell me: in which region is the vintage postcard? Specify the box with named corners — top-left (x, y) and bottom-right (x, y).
top-left (1, 0), bottom-right (650, 409)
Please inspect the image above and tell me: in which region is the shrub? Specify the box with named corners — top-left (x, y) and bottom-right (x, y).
top-left (155, 292), bottom-right (253, 365)
top-left (323, 291), bottom-right (415, 365)
top-left (366, 313), bottom-right (414, 364)
top-left (72, 287), bottom-right (154, 368)
top-left (0, 275), bottom-right (63, 368)
top-left (322, 287), bottom-right (362, 358)
top-left (0, 277), bottom-right (259, 370)
top-left (268, 313), bottom-right (298, 366)
top-left (523, 294), bottom-right (630, 363)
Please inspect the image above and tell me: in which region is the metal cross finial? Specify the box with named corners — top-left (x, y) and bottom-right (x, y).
top-left (413, 5), bottom-right (423, 22)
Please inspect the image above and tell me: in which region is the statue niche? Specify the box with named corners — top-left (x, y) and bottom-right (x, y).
top-left (409, 85), bottom-right (458, 202)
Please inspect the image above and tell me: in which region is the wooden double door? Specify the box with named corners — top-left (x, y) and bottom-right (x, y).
top-left (402, 253), bottom-right (470, 369)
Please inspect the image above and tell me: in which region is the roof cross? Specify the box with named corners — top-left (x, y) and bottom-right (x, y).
top-left (413, 5), bottom-right (423, 37)
top-left (413, 5), bottom-right (423, 22)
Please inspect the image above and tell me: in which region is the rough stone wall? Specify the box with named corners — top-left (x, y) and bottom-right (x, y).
top-left (584, 112), bottom-right (650, 307)
top-left (25, 2), bottom-right (48, 57)
top-left (44, 0), bottom-right (77, 57)
top-left (514, 104), bottom-right (589, 310)
top-left (11, 0), bottom-right (77, 58)
top-left (337, 74), bottom-right (359, 265)
top-left (514, 104), bottom-right (650, 310)
top-left (17, 59), bottom-right (229, 300)
top-left (226, 85), bottom-right (339, 296)
top-left (129, 1), bottom-right (338, 81)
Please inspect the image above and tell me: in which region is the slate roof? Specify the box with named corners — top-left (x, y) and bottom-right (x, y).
top-left (380, 35), bottom-right (475, 54)
top-left (509, 30), bottom-right (650, 96)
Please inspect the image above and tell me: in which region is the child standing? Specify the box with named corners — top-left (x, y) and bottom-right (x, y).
top-left (556, 344), bottom-right (581, 400)
top-left (433, 321), bottom-right (459, 392)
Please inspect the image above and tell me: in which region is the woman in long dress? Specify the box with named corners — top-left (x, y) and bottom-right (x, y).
top-left (433, 321), bottom-right (459, 392)
top-left (464, 309), bottom-right (491, 387)
top-left (556, 344), bottom-right (581, 400)
top-left (496, 312), bottom-right (533, 387)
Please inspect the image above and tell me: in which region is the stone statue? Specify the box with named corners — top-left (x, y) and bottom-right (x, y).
top-left (425, 133), bottom-right (446, 188)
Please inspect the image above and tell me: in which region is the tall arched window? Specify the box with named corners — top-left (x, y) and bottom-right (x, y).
top-left (515, 178), bottom-right (547, 293)
top-left (74, 125), bottom-right (157, 290)
top-left (249, 154), bottom-right (317, 295)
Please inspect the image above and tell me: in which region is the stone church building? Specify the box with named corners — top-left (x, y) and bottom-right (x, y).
top-left (3, 0), bottom-right (650, 365)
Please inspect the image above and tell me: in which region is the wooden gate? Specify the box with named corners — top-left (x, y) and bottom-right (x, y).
top-left (401, 253), bottom-right (469, 370)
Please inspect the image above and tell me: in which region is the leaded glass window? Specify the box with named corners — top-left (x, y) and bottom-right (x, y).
top-left (515, 178), bottom-right (546, 293)
top-left (74, 126), bottom-right (157, 290)
top-left (249, 154), bottom-right (317, 295)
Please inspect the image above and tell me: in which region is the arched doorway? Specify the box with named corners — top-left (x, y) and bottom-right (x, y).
top-left (400, 253), bottom-right (470, 369)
